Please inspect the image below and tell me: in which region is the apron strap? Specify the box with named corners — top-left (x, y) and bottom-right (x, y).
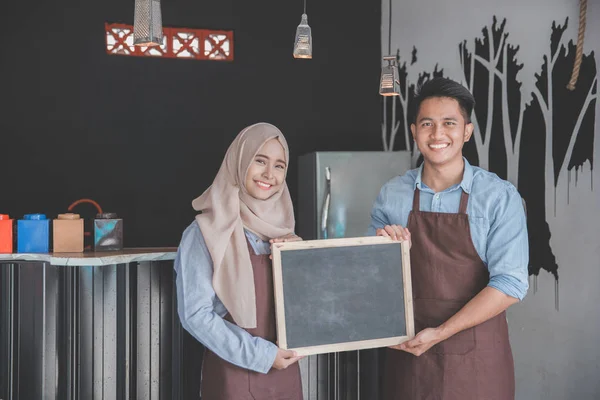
top-left (412, 189), bottom-right (421, 212)
top-left (459, 190), bottom-right (469, 214)
top-left (413, 188), bottom-right (469, 214)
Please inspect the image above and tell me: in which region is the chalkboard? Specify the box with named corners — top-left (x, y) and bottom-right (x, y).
top-left (271, 236), bottom-right (414, 356)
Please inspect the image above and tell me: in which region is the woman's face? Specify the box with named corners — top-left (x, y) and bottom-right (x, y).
top-left (245, 138), bottom-right (287, 200)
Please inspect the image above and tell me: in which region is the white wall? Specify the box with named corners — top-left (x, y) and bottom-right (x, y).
top-left (382, 0), bottom-right (600, 398)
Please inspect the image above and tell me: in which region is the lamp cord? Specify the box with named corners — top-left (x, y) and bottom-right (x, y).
top-left (388, 0), bottom-right (392, 54)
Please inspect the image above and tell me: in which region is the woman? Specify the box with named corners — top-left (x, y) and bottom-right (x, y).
top-left (175, 122), bottom-right (303, 400)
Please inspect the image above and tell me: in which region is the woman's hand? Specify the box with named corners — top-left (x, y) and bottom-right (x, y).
top-left (269, 233), bottom-right (302, 244)
top-left (272, 348), bottom-right (303, 370)
top-left (269, 234), bottom-right (302, 259)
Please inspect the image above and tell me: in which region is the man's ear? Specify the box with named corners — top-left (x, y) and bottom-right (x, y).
top-left (464, 122), bottom-right (474, 142)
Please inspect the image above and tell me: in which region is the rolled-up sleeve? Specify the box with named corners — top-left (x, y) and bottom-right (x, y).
top-left (485, 186), bottom-right (530, 300)
top-left (174, 223), bottom-right (278, 374)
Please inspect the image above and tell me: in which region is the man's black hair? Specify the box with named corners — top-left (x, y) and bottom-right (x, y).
top-left (413, 77), bottom-right (475, 124)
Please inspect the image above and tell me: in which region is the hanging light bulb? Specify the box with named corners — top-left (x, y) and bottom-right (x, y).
top-left (379, 55), bottom-right (401, 96)
top-left (293, 0), bottom-right (312, 59)
top-left (133, 0), bottom-right (163, 47)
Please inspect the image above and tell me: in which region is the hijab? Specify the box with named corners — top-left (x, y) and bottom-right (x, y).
top-left (192, 123), bottom-right (295, 328)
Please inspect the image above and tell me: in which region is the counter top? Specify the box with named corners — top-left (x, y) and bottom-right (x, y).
top-left (0, 248), bottom-right (177, 266)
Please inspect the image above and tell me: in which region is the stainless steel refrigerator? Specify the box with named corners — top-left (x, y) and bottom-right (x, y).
top-left (296, 151), bottom-right (412, 400)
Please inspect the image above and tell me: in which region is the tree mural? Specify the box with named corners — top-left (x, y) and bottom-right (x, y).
top-left (525, 17), bottom-right (596, 297)
top-left (529, 18), bottom-right (597, 217)
top-left (458, 17), bottom-right (525, 187)
top-left (383, 16), bottom-right (597, 304)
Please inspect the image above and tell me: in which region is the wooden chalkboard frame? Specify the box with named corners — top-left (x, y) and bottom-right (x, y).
top-left (271, 236), bottom-right (414, 356)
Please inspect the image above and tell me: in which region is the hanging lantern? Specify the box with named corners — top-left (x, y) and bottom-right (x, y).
top-left (379, 55), bottom-right (401, 96)
top-left (293, 13), bottom-right (312, 59)
top-left (133, 0), bottom-right (163, 47)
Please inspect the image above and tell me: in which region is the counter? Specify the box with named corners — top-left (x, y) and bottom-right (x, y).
top-left (0, 248), bottom-right (204, 400)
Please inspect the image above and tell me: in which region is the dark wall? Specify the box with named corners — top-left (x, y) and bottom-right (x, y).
top-left (1, 0), bottom-right (383, 247)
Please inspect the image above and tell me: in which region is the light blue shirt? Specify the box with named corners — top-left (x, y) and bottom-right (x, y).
top-left (174, 222), bottom-right (278, 374)
top-left (368, 158), bottom-right (529, 300)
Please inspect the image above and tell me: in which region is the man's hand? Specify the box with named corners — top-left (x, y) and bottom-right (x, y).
top-left (376, 225), bottom-right (412, 248)
top-left (389, 287), bottom-right (520, 357)
top-left (269, 234), bottom-right (302, 259)
top-left (272, 348), bottom-right (303, 370)
top-left (389, 327), bottom-right (445, 356)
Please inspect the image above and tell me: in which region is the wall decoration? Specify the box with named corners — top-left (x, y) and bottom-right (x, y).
top-left (105, 23), bottom-right (234, 61)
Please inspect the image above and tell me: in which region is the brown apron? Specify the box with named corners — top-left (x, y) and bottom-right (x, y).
top-left (384, 189), bottom-right (515, 400)
top-left (200, 240), bottom-right (303, 400)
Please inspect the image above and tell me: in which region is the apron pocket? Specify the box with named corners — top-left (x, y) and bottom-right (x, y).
top-left (249, 364), bottom-right (301, 400)
top-left (434, 327), bottom-right (476, 355)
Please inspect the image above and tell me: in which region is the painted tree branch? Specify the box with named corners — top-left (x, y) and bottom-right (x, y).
top-left (389, 95), bottom-right (401, 151)
top-left (479, 25), bottom-right (496, 169)
top-left (400, 83), bottom-right (410, 156)
top-left (547, 54), bottom-right (556, 216)
top-left (460, 41), bottom-right (485, 159)
top-left (469, 45), bottom-right (475, 91)
top-left (514, 98), bottom-right (525, 155)
top-left (382, 96), bottom-right (389, 151)
top-left (494, 33), bottom-right (508, 65)
top-left (559, 76), bottom-right (597, 182)
top-left (551, 32), bottom-right (567, 68)
top-left (532, 81), bottom-right (550, 116)
top-left (500, 43), bottom-right (524, 186)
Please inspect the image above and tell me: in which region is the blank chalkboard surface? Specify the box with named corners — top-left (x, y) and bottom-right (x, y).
top-left (271, 236), bottom-right (414, 356)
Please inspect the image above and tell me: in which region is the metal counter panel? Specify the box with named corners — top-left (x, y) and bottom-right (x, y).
top-left (0, 260), bottom-right (203, 400)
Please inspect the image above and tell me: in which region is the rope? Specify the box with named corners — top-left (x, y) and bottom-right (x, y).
top-left (567, 0), bottom-right (588, 91)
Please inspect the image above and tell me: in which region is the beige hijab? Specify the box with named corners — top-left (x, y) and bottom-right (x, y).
top-left (192, 123), bottom-right (295, 328)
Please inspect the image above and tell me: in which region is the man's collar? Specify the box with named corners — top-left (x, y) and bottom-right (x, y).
top-left (414, 157), bottom-right (473, 194)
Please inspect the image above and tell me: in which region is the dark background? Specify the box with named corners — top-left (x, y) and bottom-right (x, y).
top-left (1, 0), bottom-right (382, 247)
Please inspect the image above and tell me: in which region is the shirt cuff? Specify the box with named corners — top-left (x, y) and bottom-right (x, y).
top-left (254, 340), bottom-right (278, 374)
top-left (488, 275), bottom-right (528, 301)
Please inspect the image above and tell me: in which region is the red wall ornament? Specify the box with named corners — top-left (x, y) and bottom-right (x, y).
top-left (105, 23), bottom-right (234, 61)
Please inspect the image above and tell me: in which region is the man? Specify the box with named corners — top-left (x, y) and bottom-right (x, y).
top-left (369, 77), bottom-right (528, 400)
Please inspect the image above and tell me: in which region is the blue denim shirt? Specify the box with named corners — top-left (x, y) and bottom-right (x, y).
top-left (174, 222), bottom-right (278, 374)
top-left (368, 158), bottom-right (529, 300)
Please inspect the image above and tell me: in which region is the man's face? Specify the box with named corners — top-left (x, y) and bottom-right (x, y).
top-left (411, 97), bottom-right (473, 168)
